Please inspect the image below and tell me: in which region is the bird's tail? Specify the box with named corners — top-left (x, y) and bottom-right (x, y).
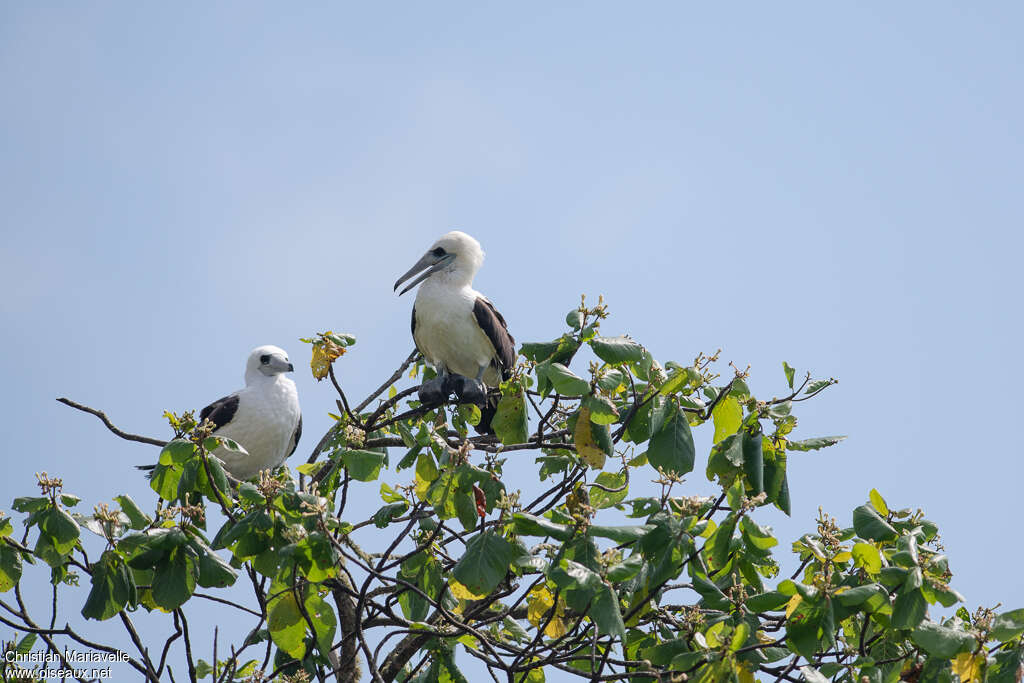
top-left (135, 464), bottom-right (156, 480)
top-left (475, 393), bottom-right (499, 435)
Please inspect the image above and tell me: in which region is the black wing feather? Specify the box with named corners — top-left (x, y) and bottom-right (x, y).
top-left (288, 414), bottom-right (303, 457)
top-left (199, 394), bottom-right (240, 431)
top-left (473, 297), bottom-right (516, 380)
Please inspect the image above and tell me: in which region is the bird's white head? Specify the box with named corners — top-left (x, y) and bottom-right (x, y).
top-left (244, 345), bottom-right (295, 384)
top-left (393, 230), bottom-right (485, 295)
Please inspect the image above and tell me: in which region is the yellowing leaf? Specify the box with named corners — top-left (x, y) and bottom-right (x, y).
top-left (574, 406), bottom-right (606, 469)
top-left (785, 594), bottom-right (803, 619)
top-left (952, 652), bottom-right (984, 682)
top-left (869, 488), bottom-right (889, 517)
top-left (449, 579), bottom-right (487, 601)
top-left (737, 665), bottom-right (756, 683)
top-left (310, 334), bottom-right (347, 381)
top-left (526, 585), bottom-right (567, 638)
top-left (833, 551), bottom-right (852, 563)
top-left (712, 396), bottom-right (742, 443)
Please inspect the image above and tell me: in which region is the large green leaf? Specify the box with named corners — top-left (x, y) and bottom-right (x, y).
top-left (546, 363), bottom-right (590, 396)
top-left (0, 544), bottom-right (22, 592)
top-left (589, 336), bottom-right (644, 365)
top-left (81, 550), bottom-right (134, 621)
top-left (38, 507), bottom-right (80, 554)
top-left (305, 593), bottom-right (337, 656)
top-left (512, 513), bottom-right (572, 541)
top-left (451, 531), bottom-right (520, 595)
top-left (152, 546), bottom-right (198, 611)
top-left (992, 608), bottom-right (1024, 642)
top-left (892, 586), bottom-right (927, 630)
top-left (340, 450), bottom-right (386, 482)
top-left (493, 389), bottom-right (529, 445)
top-left (852, 505), bottom-right (897, 542)
top-left (268, 592), bottom-right (307, 660)
top-left (589, 472), bottom-right (628, 509)
top-left (646, 401), bottom-right (694, 476)
top-left (114, 495), bottom-right (152, 531)
top-left (911, 621), bottom-right (977, 658)
top-left (712, 396), bottom-right (742, 443)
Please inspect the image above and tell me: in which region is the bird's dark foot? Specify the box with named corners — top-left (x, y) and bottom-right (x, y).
top-left (418, 376), bottom-right (450, 405)
top-left (451, 375), bottom-right (488, 405)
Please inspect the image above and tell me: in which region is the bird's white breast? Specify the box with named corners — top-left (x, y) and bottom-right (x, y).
top-left (414, 283), bottom-right (497, 381)
top-left (213, 377), bottom-right (300, 480)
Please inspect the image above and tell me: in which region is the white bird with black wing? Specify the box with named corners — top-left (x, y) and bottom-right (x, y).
top-left (142, 345), bottom-right (302, 480)
top-left (394, 231), bottom-right (516, 433)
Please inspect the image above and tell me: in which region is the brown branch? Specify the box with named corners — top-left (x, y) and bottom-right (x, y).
top-left (56, 397), bottom-right (167, 447)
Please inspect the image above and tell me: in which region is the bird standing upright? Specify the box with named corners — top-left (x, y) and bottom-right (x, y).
top-left (393, 231), bottom-right (516, 432)
top-left (142, 345), bottom-right (302, 481)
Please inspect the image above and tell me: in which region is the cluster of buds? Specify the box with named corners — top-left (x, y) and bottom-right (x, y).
top-left (257, 470), bottom-right (285, 501)
top-left (35, 471), bottom-right (63, 497)
top-left (160, 504), bottom-right (205, 525)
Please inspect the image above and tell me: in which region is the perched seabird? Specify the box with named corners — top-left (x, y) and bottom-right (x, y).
top-left (393, 231), bottom-right (516, 431)
top-left (142, 345), bottom-right (302, 481)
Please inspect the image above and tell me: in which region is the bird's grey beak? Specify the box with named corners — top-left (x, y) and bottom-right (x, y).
top-left (262, 355), bottom-right (294, 375)
top-left (394, 252), bottom-right (456, 296)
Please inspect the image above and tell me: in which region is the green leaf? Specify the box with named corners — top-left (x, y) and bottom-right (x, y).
top-left (493, 389), bottom-right (529, 445)
top-left (852, 542), bottom-right (883, 574)
top-left (451, 531), bottom-right (520, 595)
top-left (373, 502), bottom-right (409, 528)
top-left (746, 591), bottom-right (790, 613)
top-left (783, 362), bottom-right (795, 389)
top-left (0, 543), bottom-right (24, 592)
top-left (546, 363), bottom-right (590, 396)
top-left (456, 403), bottom-right (481, 427)
top-left (589, 582), bottom-right (626, 638)
top-left (513, 513), bottom-right (572, 541)
top-left (152, 546), bottom-right (197, 611)
top-left (305, 592), bottom-right (337, 657)
top-left (196, 545), bottom-right (237, 589)
top-left (852, 505), bottom-right (897, 542)
top-left (114, 495), bottom-right (152, 530)
top-left (709, 513), bottom-right (737, 569)
top-left (39, 507), bottom-right (80, 554)
top-left (161, 438), bottom-right (195, 465)
top-left (740, 516), bottom-right (777, 551)
top-left (589, 336), bottom-right (644, 365)
top-left (646, 400), bottom-right (695, 476)
top-left (742, 430), bottom-right (764, 495)
top-left (520, 340), bottom-right (561, 362)
top-left (892, 587), bottom-right (927, 630)
top-left (911, 621), bottom-right (978, 658)
top-left (268, 592), bottom-right (307, 660)
top-left (606, 554), bottom-right (643, 582)
top-left (589, 472), bottom-right (627, 509)
top-left (150, 463), bottom-right (182, 501)
top-left (992, 608), bottom-right (1024, 642)
top-left (786, 436), bottom-right (846, 451)
top-left (81, 550), bottom-right (133, 620)
top-left (587, 525), bottom-right (652, 544)
top-left (712, 396), bottom-right (742, 443)
top-left (341, 450), bottom-right (386, 481)
top-left (584, 395), bottom-right (619, 425)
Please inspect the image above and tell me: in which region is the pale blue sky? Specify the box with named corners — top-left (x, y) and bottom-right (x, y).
top-left (2, 3), bottom-right (1022, 679)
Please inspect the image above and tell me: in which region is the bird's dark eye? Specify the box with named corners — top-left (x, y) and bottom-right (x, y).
top-left (432, 247), bottom-right (446, 257)
top-left (260, 355), bottom-right (271, 365)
